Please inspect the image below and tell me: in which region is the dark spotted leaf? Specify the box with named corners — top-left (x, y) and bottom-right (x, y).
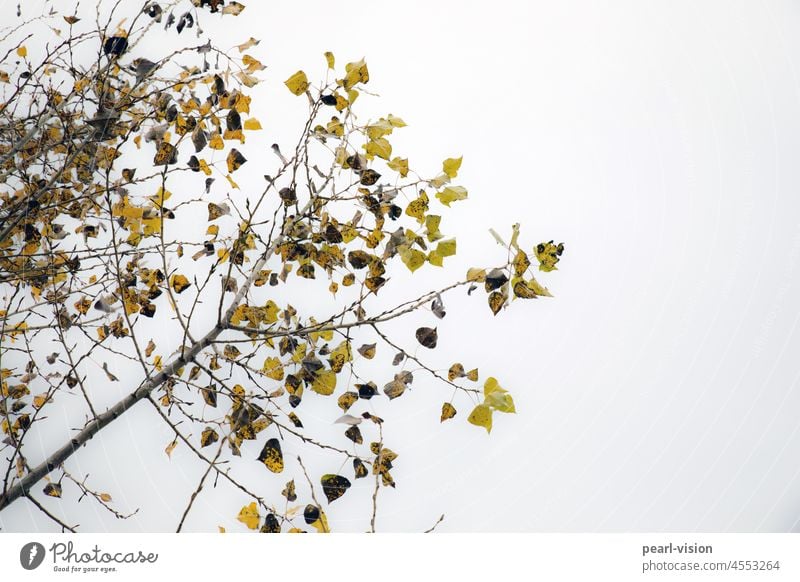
top-left (226, 148), bottom-right (247, 173)
top-left (347, 250), bottom-right (370, 269)
top-left (170, 274), bottom-right (190, 293)
top-left (257, 438), bottom-right (284, 473)
top-left (282, 480), bottom-right (297, 502)
top-left (153, 142), bottom-right (178, 166)
top-left (337, 391), bottom-right (358, 412)
top-left (440, 402), bottom-right (457, 422)
top-left (201, 427), bottom-right (219, 447)
top-left (303, 504), bottom-right (320, 524)
top-left (353, 458), bottom-right (369, 479)
top-left (488, 291), bottom-right (505, 315)
top-left (484, 268), bottom-right (509, 292)
top-left (359, 168), bottom-right (381, 186)
top-left (201, 385), bottom-right (217, 407)
top-left (344, 425), bottom-right (363, 444)
top-left (320, 474), bottom-right (351, 503)
top-left (43, 482), bottom-right (62, 498)
top-left (260, 513), bottom-right (280, 533)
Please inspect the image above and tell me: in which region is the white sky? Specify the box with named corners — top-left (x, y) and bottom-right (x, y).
top-left (3, 0), bottom-right (800, 532)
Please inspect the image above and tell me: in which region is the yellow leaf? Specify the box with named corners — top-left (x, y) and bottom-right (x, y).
top-left (436, 239), bottom-right (457, 257)
top-left (425, 215), bottom-right (442, 242)
top-left (324, 51), bottom-right (335, 69)
top-left (170, 274), bottom-right (190, 293)
top-left (387, 114), bottom-right (406, 128)
top-left (405, 191), bottom-right (429, 222)
top-left (311, 370), bottom-right (337, 396)
top-left (535, 241), bottom-right (564, 272)
top-left (243, 118), bottom-right (262, 130)
top-left (99, 493), bottom-right (112, 502)
top-left (328, 341), bottom-right (352, 373)
top-left (468, 404), bottom-right (493, 433)
top-left (442, 156), bottom-right (462, 179)
top-left (441, 402), bottom-right (457, 422)
top-left (400, 248), bottom-right (426, 273)
top-left (448, 363), bottom-right (465, 381)
top-left (33, 393), bottom-right (50, 410)
top-left (208, 133), bottom-right (224, 150)
top-left (467, 368), bottom-right (479, 382)
top-left (343, 59), bottom-right (369, 90)
top-left (16, 46), bottom-right (27, 58)
top-left (436, 185), bottom-right (468, 207)
top-left (365, 137), bottom-right (391, 160)
top-left (486, 390), bottom-right (516, 414)
top-left (262, 357), bottom-right (284, 380)
top-left (237, 502), bottom-right (260, 530)
top-left (242, 54), bottom-right (265, 72)
top-left (387, 157), bottom-right (409, 177)
top-left (513, 250), bottom-right (531, 276)
top-left (484, 377), bottom-right (504, 396)
top-left (285, 70), bottom-right (309, 95)
top-left (225, 174), bottom-right (240, 189)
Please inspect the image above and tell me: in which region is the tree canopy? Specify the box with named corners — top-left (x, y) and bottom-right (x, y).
top-left (0, 0), bottom-right (563, 532)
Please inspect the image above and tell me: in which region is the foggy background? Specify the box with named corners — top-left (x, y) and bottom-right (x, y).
top-left (2, 0), bottom-right (800, 532)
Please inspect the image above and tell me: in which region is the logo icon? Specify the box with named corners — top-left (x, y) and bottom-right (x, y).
top-left (19, 542), bottom-right (46, 570)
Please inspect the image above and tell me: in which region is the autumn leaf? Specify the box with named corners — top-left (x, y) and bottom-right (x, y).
top-left (442, 156), bottom-right (462, 178)
top-left (415, 327), bottom-right (438, 349)
top-left (285, 70), bottom-right (309, 95)
top-left (387, 157), bottom-right (409, 177)
top-left (237, 502), bottom-right (260, 530)
top-left (170, 274), bottom-right (190, 293)
top-left (311, 370), bottom-right (337, 395)
top-left (222, 1), bottom-right (246, 16)
top-left (200, 427), bottom-right (219, 447)
top-left (436, 185), bottom-right (468, 206)
top-left (320, 474), bottom-right (351, 503)
top-left (282, 480), bottom-right (297, 502)
top-left (43, 482), bottom-right (62, 498)
top-left (353, 458), bottom-right (369, 479)
top-left (448, 363), bottom-right (465, 381)
top-left (440, 402), bottom-right (457, 422)
top-left (226, 148), bottom-right (247, 173)
top-left (153, 142), bottom-right (178, 166)
top-left (262, 357), bottom-right (284, 380)
top-left (468, 404), bottom-right (493, 433)
top-left (257, 438), bottom-right (284, 473)
top-left (535, 241), bottom-right (564, 272)
top-left (342, 59), bottom-right (369, 90)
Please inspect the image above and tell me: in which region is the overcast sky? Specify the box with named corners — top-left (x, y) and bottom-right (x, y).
top-left (3, 0), bottom-right (800, 533)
